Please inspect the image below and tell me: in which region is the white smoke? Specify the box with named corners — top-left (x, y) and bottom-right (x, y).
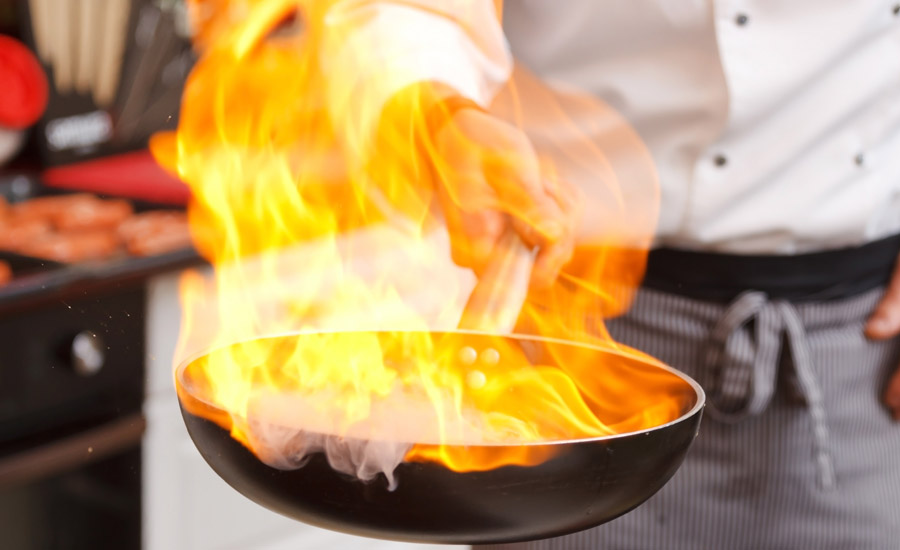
top-left (243, 416), bottom-right (412, 490)
top-left (236, 385), bottom-right (489, 490)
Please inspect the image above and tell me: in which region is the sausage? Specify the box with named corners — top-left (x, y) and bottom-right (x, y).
top-left (118, 211), bottom-right (192, 256)
top-left (12, 194), bottom-right (96, 221)
top-left (0, 260), bottom-right (11, 286)
top-left (5, 194), bottom-right (192, 262)
top-left (22, 230), bottom-right (121, 263)
top-left (125, 226), bottom-right (193, 256)
top-left (52, 198), bottom-right (133, 231)
top-left (117, 210), bottom-right (187, 241)
top-left (0, 217), bottom-right (54, 252)
top-left (11, 194), bottom-right (133, 231)
top-left (5, 194), bottom-right (135, 262)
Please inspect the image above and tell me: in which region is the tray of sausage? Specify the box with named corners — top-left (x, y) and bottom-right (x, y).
top-left (0, 175), bottom-right (193, 287)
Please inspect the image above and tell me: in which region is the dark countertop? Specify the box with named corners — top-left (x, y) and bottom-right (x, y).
top-left (0, 248), bottom-right (204, 318)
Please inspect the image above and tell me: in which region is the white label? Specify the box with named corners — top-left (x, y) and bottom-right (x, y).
top-left (45, 111), bottom-right (113, 152)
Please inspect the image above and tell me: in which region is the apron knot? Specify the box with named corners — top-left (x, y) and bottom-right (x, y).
top-left (703, 291), bottom-right (836, 489)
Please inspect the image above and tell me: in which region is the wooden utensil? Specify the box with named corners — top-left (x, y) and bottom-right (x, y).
top-left (27, 0), bottom-right (51, 62)
top-left (76, 0), bottom-right (103, 95)
top-left (94, 0), bottom-right (131, 107)
top-left (52, 0), bottom-right (74, 93)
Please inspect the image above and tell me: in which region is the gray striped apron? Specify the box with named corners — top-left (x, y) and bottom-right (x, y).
top-left (480, 239), bottom-right (900, 550)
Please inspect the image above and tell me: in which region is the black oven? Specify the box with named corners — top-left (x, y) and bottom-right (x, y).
top-left (0, 282), bottom-right (145, 550)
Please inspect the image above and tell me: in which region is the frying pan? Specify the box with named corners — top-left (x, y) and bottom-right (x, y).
top-left (176, 330), bottom-right (704, 545)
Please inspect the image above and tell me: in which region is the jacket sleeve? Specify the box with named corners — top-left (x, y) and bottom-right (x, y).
top-left (319, 0), bottom-right (513, 134)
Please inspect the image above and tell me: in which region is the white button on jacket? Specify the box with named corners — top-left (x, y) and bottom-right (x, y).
top-left (323, 0), bottom-right (900, 254)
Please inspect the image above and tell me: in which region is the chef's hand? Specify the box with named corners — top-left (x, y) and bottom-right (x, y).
top-left (863, 260), bottom-right (900, 421)
top-left (431, 105), bottom-right (580, 288)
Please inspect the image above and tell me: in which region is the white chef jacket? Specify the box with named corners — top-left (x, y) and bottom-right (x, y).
top-left (324, 0), bottom-right (900, 254)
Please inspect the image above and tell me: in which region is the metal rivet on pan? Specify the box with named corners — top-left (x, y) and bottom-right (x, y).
top-left (459, 347), bottom-right (477, 365)
top-left (480, 348), bottom-right (500, 365)
top-left (713, 154), bottom-right (728, 167)
top-left (735, 13), bottom-right (749, 26)
top-left (466, 370), bottom-right (487, 389)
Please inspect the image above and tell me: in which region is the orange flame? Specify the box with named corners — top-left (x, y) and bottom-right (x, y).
top-left (154, 0), bottom-right (677, 476)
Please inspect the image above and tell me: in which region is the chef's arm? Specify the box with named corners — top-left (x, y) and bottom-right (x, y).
top-left (318, 0), bottom-right (511, 134)
top-left (189, 0), bottom-right (511, 111)
top-left (319, 0), bottom-right (578, 285)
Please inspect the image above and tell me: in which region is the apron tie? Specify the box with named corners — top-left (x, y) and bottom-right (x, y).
top-left (703, 291), bottom-right (836, 489)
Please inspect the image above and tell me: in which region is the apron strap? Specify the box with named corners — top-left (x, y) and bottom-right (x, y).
top-left (776, 302), bottom-right (836, 489)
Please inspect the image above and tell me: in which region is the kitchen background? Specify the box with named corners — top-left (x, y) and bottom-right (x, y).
top-left (0, 1), bottom-right (456, 548)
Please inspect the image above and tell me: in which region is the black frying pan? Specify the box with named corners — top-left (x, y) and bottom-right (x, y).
top-left (176, 331), bottom-right (704, 545)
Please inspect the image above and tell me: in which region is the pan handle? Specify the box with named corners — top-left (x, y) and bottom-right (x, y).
top-left (0, 413), bottom-right (145, 489)
top-left (458, 230), bottom-right (535, 333)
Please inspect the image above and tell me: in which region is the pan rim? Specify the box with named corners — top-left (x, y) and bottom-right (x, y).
top-left (175, 328), bottom-right (706, 447)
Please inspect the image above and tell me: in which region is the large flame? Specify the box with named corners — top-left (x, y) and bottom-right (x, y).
top-left (154, 0), bottom-right (679, 479)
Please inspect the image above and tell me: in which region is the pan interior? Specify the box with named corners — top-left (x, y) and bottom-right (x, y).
top-left (176, 330), bottom-right (702, 447)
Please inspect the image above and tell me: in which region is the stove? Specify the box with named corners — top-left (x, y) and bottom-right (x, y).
top-left (0, 174), bottom-right (201, 549)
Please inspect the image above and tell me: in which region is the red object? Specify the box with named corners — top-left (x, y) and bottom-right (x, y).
top-left (42, 150), bottom-right (191, 205)
top-left (0, 35), bottom-right (48, 129)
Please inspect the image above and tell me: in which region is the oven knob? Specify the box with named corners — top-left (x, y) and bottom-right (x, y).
top-left (71, 331), bottom-right (105, 376)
